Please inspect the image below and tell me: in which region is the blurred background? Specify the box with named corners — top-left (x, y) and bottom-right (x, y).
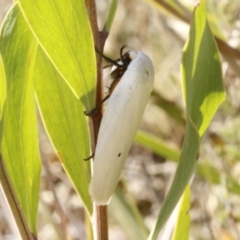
top-left (1, 0), bottom-right (240, 239)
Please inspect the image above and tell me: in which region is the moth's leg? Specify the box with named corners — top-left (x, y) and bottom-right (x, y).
top-left (84, 94), bottom-right (110, 116)
top-left (85, 47), bottom-right (125, 116)
top-left (103, 63), bottom-right (113, 69)
top-left (95, 47), bottom-right (122, 68)
top-left (83, 153), bottom-right (95, 161)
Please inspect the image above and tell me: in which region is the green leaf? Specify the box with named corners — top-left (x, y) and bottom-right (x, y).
top-left (34, 47), bottom-right (92, 214)
top-left (104, 0), bottom-right (118, 32)
top-left (172, 185), bottom-right (190, 240)
top-left (0, 5), bottom-right (41, 233)
top-left (0, 54), bottom-right (6, 120)
top-left (148, 121), bottom-right (199, 240)
top-left (18, 0), bottom-right (96, 110)
top-left (0, 54), bottom-right (6, 140)
top-left (181, 3), bottom-right (225, 137)
top-left (148, 0), bottom-right (224, 239)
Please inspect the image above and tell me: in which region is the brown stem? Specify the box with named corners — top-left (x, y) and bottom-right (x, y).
top-left (85, 1), bottom-right (109, 239)
top-left (94, 205), bottom-right (108, 240)
top-left (0, 154), bottom-right (35, 240)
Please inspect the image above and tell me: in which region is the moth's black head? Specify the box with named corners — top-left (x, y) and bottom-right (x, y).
top-left (98, 45), bottom-right (135, 95)
top-left (110, 45), bottom-right (132, 80)
top-left (121, 52), bottom-right (132, 71)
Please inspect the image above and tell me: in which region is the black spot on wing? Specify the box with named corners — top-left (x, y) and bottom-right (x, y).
top-left (118, 153), bottom-right (121, 157)
top-left (146, 70), bottom-right (149, 76)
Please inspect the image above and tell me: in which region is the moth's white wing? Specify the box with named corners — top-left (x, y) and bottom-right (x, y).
top-left (89, 51), bottom-right (154, 205)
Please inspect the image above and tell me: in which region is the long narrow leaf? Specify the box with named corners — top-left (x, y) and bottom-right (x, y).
top-left (0, 5), bottom-right (41, 233)
top-left (0, 54), bottom-right (6, 120)
top-left (148, 0), bottom-right (224, 239)
top-left (104, 0), bottom-right (118, 32)
top-left (18, 0), bottom-right (96, 110)
top-left (34, 47), bottom-right (92, 214)
top-left (0, 54), bottom-right (6, 140)
top-left (148, 121), bottom-right (199, 240)
top-left (172, 185), bottom-right (190, 240)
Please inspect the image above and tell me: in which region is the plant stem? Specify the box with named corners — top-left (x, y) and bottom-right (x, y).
top-left (0, 154), bottom-right (35, 240)
top-left (94, 205), bottom-right (108, 240)
top-left (85, 0), bottom-right (109, 239)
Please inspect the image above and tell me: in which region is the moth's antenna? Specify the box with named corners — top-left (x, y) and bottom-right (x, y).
top-left (120, 44), bottom-right (127, 62)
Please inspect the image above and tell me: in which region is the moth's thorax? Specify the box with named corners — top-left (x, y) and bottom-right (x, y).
top-left (107, 49), bottom-right (154, 102)
top-left (108, 51), bottom-right (135, 94)
top-left (109, 51), bottom-right (138, 79)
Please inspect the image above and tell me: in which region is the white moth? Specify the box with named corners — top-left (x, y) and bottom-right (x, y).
top-left (89, 48), bottom-right (154, 205)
